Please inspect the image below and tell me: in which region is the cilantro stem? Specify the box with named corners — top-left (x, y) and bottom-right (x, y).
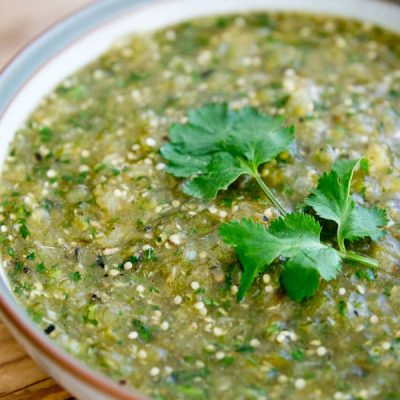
top-left (337, 232), bottom-right (346, 253)
top-left (339, 251), bottom-right (378, 269)
top-left (253, 170), bottom-right (288, 216)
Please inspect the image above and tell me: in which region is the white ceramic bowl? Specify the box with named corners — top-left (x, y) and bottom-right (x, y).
top-left (0, 1), bottom-right (399, 399)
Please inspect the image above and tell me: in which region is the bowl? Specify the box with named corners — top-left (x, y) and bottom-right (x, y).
top-left (0, 0), bottom-right (399, 399)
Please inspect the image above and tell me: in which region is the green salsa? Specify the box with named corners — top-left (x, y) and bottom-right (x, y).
top-left (1, 12), bottom-right (400, 400)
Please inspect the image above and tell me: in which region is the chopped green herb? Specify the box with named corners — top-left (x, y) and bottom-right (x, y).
top-left (291, 348), bottom-right (305, 361)
top-left (36, 262), bottom-right (46, 274)
top-left (39, 126), bottom-right (53, 143)
top-left (132, 319), bottom-right (153, 342)
top-left (19, 223), bottom-right (30, 239)
top-left (144, 248), bottom-right (157, 261)
top-left (69, 271), bottom-right (82, 282)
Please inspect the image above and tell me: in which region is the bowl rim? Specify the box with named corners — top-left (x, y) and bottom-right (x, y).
top-left (0, 0), bottom-right (399, 399)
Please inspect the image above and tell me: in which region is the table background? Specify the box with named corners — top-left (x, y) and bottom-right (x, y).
top-left (0, 1), bottom-right (93, 398)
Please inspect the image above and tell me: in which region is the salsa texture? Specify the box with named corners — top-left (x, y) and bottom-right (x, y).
top-left (1, 12), bottom-right (400, 400)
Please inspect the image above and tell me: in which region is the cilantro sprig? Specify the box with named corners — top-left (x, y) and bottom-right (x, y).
top-left (161, 103), bottom-right (294, 215)
top-left (219, 213), bottom-right (341, 301)
top-left (161, 103), bottom-right (388, 302)
top-left (220, 159), bottom-right (387, 301)
top-left (305, 159), bottom-right (387, 266)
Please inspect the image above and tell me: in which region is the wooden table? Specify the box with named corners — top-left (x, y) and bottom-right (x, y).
top-left (0, 2), bottom-right (92, 398)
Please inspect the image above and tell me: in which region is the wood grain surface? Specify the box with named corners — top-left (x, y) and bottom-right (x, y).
top-left (0, 2), bottom-right (93, 398)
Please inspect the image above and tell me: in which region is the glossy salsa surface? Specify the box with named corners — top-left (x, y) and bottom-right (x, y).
top-left (1, 12), bottom-right (400, 400)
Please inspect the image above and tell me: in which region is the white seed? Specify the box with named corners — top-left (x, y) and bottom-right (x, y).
top-left (213, 327), bottom-right (224, 337)
top-left (124, 261), bottom-right (133, 270)
top-left (145, 137), bottom-right (157, 147)
top-left (250, 339), bottom-right (260, 348)
top-left (173, 295), bottom-right (182, 305)
top-left (156, 162), bottom-right (166, 170)
top-left (160, 321), bottom-right (169, 331)
top-left (334, 392), bottom-right (345, 400)
top-left (128, 331), bottom-right (138, 340)
top-left (79, 165), bottom-right (89, 173)
top-left (316, 346), bottom-right (327, 356)
top-left (81, 149), bottom-right (90, 157)
top-left (136, 285), bottom-right (145, 293)
top-left (195, 360), bottom-right (205, 368)
top-left (370, 315), bottom-right (379, 324)
top-left (169, 233), bottom-right (182, 245)
top-left (46, 169), bottom-right (57, 178)
top-left (194, 301), bottom-right (205, 310)
top-left (208, 206), bottom-right (218, 214)
top-left (382, 341), bottom-right (391, 350)
top-left (138, 349), bottom-right (147, 359)
top-left (191, 281), bottom-right (200, 290)
top-left (230, 285), bottom-right (238, 295)
top-left (264, 285), bottom-right (274, 294)
top-left (219, 210), bottom-right (228, 218)
top-left (262, 274), bottom-right (271, 283)
top-left (150, 367), bottom-right (160, 376)
top-left (109, 269), bottom-right (120, 276)
top-left (103, 247), bottom-right (119, 255)
top-left (338, 287), bottom-right (346, 295)
top-left (276, 334), bottom-right (285, 343)
top-left (295, 378), bottom-right (306, 390)
top-left (215, 351), bottom-right (225, 360)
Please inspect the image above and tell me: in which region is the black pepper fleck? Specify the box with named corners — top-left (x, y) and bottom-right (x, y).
top-left (44, 324), bottom-right (56, 335)
top-left (96, 255), bottom-right (105, 268)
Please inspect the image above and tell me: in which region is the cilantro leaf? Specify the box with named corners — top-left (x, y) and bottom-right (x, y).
top-left (344, 205), bottom-right (388, 241)
top-left (183, 152), bottom-right (245, 199)
top-left (160, 144), bottom-right (211, 177)
top-left (161, 103), bottom-right (294, 211)
top-left (228, 107), bottom-right (295, 167)
top-left (305, 159), bottom-right (387, 251)
top-left (280, 253), bottom-right (320, 302)
top-left (219, 213), bottom-right (341, 301)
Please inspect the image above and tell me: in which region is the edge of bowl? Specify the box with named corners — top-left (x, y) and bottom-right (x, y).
top-left (0, 0), bottom-right (399, 399)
